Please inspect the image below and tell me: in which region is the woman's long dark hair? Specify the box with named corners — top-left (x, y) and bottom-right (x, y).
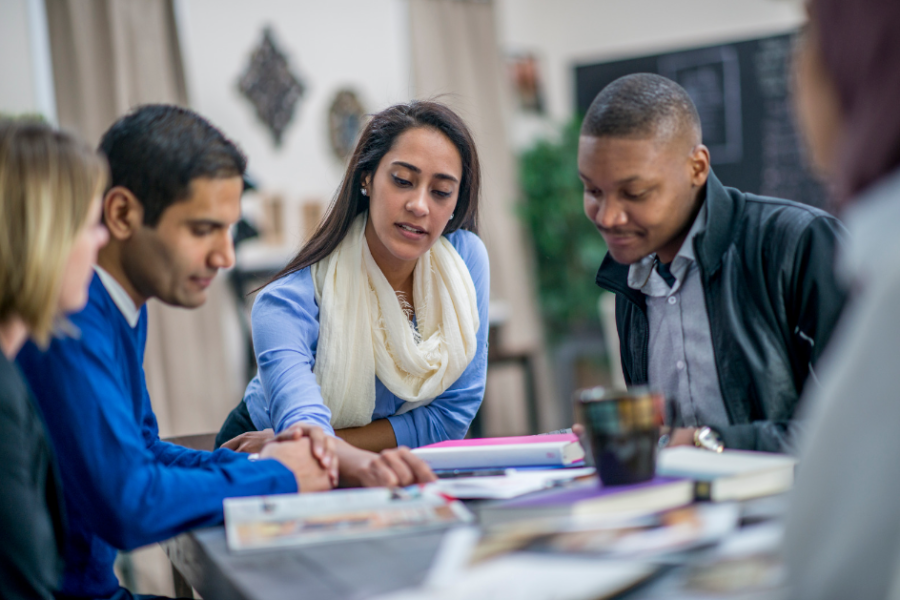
top-left (812, 0), bottom-right (900, 204)
top-left (265, 100), bottom-right (481, 287)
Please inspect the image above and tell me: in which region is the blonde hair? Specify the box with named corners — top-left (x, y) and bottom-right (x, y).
top-left (0, 120), bottom-right (108, 347)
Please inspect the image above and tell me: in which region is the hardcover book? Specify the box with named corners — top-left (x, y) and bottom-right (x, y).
top-left (412, 434), bottom-right (585, 470)
top-left (656, 447), bottom-right (797, 501)
top-left (478, 476), bottom-right (693, 527)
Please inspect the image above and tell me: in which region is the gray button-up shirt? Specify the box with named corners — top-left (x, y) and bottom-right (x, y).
top-left (626, 201), bottom-right (729, 429)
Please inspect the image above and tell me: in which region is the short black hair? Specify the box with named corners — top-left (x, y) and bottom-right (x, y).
top-left (99, 104), bottom-right (247, 226)
top-left (581, 73), bottom-right (701, 144)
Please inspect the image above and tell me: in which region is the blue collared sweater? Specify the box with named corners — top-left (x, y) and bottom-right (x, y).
top-left (243, 228), bottom-right (490, 445)
top-left (17, 274), bottom-right (296, 599)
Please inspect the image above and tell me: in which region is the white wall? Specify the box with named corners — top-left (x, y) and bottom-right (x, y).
top-left (175, 0), bottom-right (412, 249)
top-left (495, 0), bottom-right (804, 126)
top-left (0, 0), bottom-right (37, 115)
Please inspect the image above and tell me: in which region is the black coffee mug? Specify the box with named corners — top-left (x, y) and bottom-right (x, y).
top-left (576, 387), bottom-right (663, 487)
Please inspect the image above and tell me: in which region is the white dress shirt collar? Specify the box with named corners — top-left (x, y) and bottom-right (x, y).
top-left (93, 265), bottom-right (140, 328)
top-left (627, 198), bottom-right (708, 296)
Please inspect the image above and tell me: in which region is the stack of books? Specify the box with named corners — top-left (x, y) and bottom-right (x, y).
top-left (478, 446), bottom-right (797, 525)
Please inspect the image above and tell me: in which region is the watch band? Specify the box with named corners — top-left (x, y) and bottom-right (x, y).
top-left (658, 432), bottom-right (671, 450)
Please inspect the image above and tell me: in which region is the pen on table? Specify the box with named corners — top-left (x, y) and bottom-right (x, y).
top-left (435, 469), bottom-right (509, 479)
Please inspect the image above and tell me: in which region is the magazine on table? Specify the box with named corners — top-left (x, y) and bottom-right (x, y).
top-left (225, 487), bottom-right (474, 551)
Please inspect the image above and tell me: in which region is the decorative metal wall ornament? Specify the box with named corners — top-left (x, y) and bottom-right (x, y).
top-left (238, 27), bottom-right (306, 147)
top-left (328, 90), bottom-right (367, 161)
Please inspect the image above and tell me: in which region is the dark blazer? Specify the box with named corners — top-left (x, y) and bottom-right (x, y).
top-left (596, 171), bottom-right (848, 452)
top-left (0, 351), bottom-right (66, 600)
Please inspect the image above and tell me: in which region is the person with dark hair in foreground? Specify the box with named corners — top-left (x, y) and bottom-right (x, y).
top-left (784, 0), bottom-right (900, 596)
top-left (216, 100), bottom-right (487, 479)
top-left (16, 105), bottom-right (335, 600)
top-left (583, 73), bottom-right (846, 452)
top-left (0, 120), bottom-right (108, 600)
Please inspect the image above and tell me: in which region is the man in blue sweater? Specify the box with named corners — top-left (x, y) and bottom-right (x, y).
top-left (16, 106), bottom-right (336, 600)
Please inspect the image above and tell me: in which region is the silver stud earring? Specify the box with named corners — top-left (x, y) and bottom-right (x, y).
top-left (450, 213), bottom-right (455, 219)
top-left (360, 187), bottom-right (368, 196)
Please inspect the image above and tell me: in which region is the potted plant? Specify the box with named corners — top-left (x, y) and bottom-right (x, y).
top-left (518, 117), bottom-right (614, 417)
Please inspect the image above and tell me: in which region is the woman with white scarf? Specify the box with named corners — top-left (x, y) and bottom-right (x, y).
top-left (218, 101), bottom-right (489, 487)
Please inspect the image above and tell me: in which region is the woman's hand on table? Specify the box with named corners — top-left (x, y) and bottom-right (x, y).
top-left (222, 424), bottom-right (339, 486)
top-left (220, 429), bottom-right (276, 453)
top-left (359, 447), bottom-right (438, 487)
top-left (337, 441), bottom-right (437, 488)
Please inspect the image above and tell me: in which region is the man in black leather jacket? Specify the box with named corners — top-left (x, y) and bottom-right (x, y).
top-left (580, 74), bottom-right (846, 452)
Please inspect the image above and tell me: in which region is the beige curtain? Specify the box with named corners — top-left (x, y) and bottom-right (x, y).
top-left (46, 0), bottom-right (244, 438)
top-left (409, 0), bottom-right (562, 432)
top-left (46, 0), bottom-right (186, 144)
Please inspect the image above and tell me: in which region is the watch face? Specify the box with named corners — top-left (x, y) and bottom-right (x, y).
top-left (697, 427), bottom-right (725, 453)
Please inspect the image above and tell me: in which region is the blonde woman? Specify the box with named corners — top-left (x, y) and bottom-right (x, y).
top-left (0, 120), bottom-right (108, 599)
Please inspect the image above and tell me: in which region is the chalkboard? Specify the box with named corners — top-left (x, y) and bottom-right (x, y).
top-left (575, 32), bottom-right (829, 210)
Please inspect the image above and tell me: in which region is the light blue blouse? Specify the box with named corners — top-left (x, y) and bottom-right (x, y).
top-left (242, 229), bottom-right (490, 448)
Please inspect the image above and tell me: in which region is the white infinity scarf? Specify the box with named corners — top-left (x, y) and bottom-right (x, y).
top-left (311, 212), bottom-right (480, 429)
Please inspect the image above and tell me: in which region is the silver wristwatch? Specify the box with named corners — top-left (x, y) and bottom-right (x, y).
top-left (694, 426), bottom-right (724, 453)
